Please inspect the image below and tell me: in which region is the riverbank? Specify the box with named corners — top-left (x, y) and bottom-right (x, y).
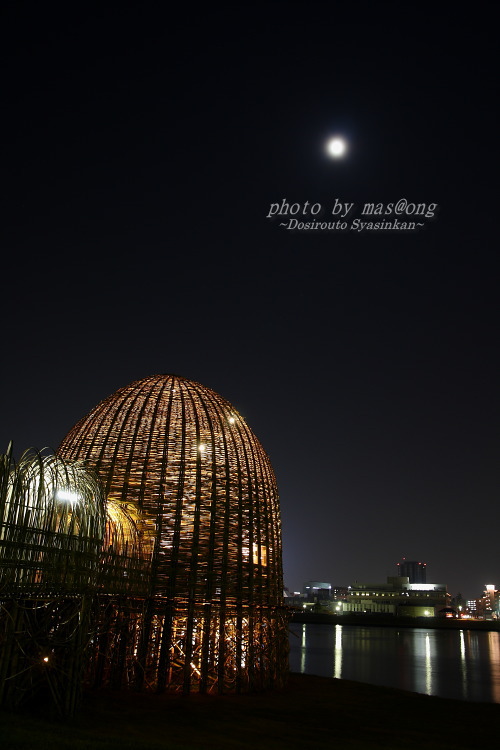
top-left (1, 672), bottom-right (500, 749)
top-left (290, 611), bottom-right (500, 630)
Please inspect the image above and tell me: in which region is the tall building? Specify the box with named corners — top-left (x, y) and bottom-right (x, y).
top-left (397, 558), bottom-right (427, 583)
top-left (58, 374), bottom-right (288, 694)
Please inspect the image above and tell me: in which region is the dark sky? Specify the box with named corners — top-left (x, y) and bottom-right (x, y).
top-left (1, 2), bottom-right (498, 601)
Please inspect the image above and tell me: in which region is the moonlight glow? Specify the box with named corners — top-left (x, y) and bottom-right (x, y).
top-left (326, 137), bottom-right (347, 157)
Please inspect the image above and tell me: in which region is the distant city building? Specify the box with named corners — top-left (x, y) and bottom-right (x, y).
top-left (303, 581), bottom-right (332, 601)
top-left (468, 585), bottom-right (500, 619)
top-left (284, 583), bottom-right (348, 611)
top-left (342, 576), bottom-right (448, 617)
top-left (397, 558), bottom-right (427, 583)
top-left (332, 586), bottom-right (349, 601)
top-left (483, 585), bottom-right (500, 616)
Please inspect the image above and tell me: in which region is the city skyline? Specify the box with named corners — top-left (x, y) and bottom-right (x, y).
top-left (285, 576), bottom-right (496, 600)
top-left (1, 4), bottom-right (497, 604)
top-left (290, 562), bottom-right (494, 603)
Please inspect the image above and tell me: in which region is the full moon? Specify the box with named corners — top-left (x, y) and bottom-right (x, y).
top-left (326, 137), bottom-right (347, 158)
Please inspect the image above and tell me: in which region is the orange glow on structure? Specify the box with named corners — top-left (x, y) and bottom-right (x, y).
top-left (58, 374), bottom-right (288, 694)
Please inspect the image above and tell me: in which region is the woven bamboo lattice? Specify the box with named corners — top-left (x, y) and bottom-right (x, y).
top-left (0, 446), bottom-right (106, 596)
top-left (0, 446), bottom-right (150, 714)
top-left (58, 374), bottom-right (289, 693)
top-left (0, 446), bottom-right (105, 715)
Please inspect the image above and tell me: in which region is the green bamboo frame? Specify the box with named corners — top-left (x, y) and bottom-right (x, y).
top-left (0, 446), bottom-right (150, 715)
top-left (0, 445), bottom-right (106, 595)
top-left (0, 446), bottom-right (105, 715)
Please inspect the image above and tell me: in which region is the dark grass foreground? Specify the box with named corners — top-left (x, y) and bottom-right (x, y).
top-left (2, 673), bottom-right (500, 750)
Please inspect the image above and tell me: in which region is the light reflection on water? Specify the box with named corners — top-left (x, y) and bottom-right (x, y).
top-left (289, 623), bottom-right (500, 703)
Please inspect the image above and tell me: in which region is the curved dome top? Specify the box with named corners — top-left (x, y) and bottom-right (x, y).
top-left (58, 374), bottom-right (282, 602)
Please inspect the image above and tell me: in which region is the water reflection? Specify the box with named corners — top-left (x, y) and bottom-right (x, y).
top-left (289, 623), bottom-right (500, 703)
top-left (460, 630), bottom-right (467, 698)
top-left (300, 623), bottom-right (306, 673)
top-left (425, 632), bottom-right (432, 695)
top-left (489, 631), bottom-right (500, 703)
top-left (334, 624), bottom-right (342, 680)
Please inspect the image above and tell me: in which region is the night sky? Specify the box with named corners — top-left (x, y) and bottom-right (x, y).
top-left (1, 3), bottom-right (497, 601)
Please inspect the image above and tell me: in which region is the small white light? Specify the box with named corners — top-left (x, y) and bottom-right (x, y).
top-left (55, 490), bottom-right (80, 504)
top-left (43, 656), bottom-right (49, 663)
top-left (198, 444), bottom-right (206, 453)
top-left (228, 417), bottom-right (235, 424)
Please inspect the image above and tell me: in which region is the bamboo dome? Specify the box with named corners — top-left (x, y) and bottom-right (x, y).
top-left (57, 374), bottom-right (288, 693)
top-left (0, 446), bottom-right (109, 714)
top-left (0, 446), bottom-right (106, 594)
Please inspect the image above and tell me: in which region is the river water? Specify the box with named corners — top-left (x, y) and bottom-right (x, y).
top-left (289, 622), bottom-right (500, 703)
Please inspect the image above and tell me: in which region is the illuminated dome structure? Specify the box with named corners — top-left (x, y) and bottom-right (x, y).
top-left (0, 447), bottom-right (108, 715)
top-left (58, 374), bottom-right (287, 693)
top-left (0, 447), bottom-right (106, 593)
